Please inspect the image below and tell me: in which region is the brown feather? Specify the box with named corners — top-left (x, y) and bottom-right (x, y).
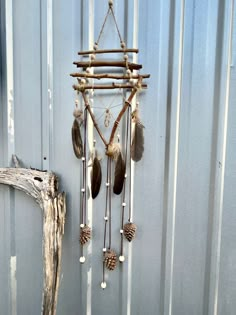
top-left (72, 118), bottom-right (83, 159)
top-left (91, 156), bottom-right (102, 199)
top-left (131, 121), bottom-right (144, 162)
top-left (113, 152), bottom-right (125, 195)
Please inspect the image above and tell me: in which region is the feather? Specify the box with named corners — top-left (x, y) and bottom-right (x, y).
top-left (72, 118), bottom-right (83, 159)
top-left (113, 152), bottom-right (126, 195)
top-left (91, 156), bottom-right (102, 199)
top-left (131, 121), bottom-right (144, 162)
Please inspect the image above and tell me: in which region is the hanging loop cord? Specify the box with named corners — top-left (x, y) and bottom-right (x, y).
top-left (95, 1), bottom-right (124, 47)
top-left (110, 6), bottom-right (123, 44)
top-left (95, 7), bottom-right (110, 47)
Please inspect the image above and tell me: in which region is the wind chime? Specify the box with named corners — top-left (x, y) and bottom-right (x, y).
top-left (70, 0), bottom-right (150, 289)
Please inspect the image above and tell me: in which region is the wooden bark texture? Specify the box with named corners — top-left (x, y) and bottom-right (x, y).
top-left (0, 164), bottom-right (66, 315)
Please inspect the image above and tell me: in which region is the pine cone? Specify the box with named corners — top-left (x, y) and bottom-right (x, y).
top-left (124, 222), bottom-right (137, 242)
top-left (104, 250), bottom-right (117, 271)
top-left (79, 225), bottom-right (91, 245)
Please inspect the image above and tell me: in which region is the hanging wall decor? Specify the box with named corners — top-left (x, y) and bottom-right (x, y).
top-left (70, 0), bottom-right (150, 288)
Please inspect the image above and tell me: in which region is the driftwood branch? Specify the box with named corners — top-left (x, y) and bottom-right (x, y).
top-left (78, 48), bottom-right (139, 55)
top-left (70, 72), bottom-right (150, 80)
top-left (73, 60), bottom-right (142, 70)
top-left (73, 83), bottom-right (147, 91)
top-left (0, 160), bottom-right (66, 315)
top-left (109, 78), bottom-right (142, 144)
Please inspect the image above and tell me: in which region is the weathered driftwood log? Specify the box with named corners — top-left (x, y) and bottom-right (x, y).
top-left (0, 158), bottom-right (66, 315)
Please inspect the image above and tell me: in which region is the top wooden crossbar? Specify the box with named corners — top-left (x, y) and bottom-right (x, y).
top-left (78, 48), bottom-right (139, 55)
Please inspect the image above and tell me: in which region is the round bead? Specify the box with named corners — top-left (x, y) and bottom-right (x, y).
top-left (119, 255), bottom-right (125, 262)
top-left (123, 54), bottom-right (128, 60)
top-left (79, 256), bottom-right (86, 263)
top-left (124, 173), bottom-right (127, 178)
top-left (80, 223), bottom-right (85, 228)
top-left (81, 188), bottom-right (85, 192)
top-left (120, 41), bottom-right (126, 49)
top-left (101, 281), bottom-right (107, 289)
top-left (93, 43), bottom-right (98, 50)
top-left (103, 248), bottom-right (107, 252)
top-left (122, 202), bottom-right (126, 207)
top-left (86, 67), bottom-right (91, 73)
top-left (104, 216), bottom-right (108, 221)
top-left (126, 69), bottom-right (131, 75)
top-left (120, 229), bottom-right (123, 234)
top-left (75, 99), bottom-right (79, 106)
top-left (91, 54), bottom-right (95, 60)
top-left (105, 182), bottom-right (110, 187)
top-left (80, 78), bottom-right (86, 84)
top-left (82, 157), bottom-right (85, 161)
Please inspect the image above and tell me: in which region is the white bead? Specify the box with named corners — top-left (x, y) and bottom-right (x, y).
top-left (120, 229), bottom-right (123, 234)
top-left (101, 281), bottom-right (107, 289)
top-left (81, 188), bottom-right (85, 192)
top-left (86, 67), bottom-right (91, 73)
top-left (82, 157), bottom-right (85, 161)
top-left (104, 216), bottom-right (108, 221)
top-left (103, 248), bottom-right (107, 252)
top-left (123, 54), bottom-right (128, 60)
top-left (126, 69), bottom-right (131, 75)
top-left (105, 182), bottom-right (110, 187)
top-left (119, 255), bottom-right (125, 262)
top-left (80, 223), bottom-right (85, 228)
top-left (121, 41), bottom-right (126, 49)
top-left (75, 100), bottom-right (79, 106)
top-left (91, 54), bottom-right (95, 60)
top-left (79, 256), bottom-right (86, 263)
top-left (124, 173), bottom-right (127, 178)
top-left (122, 202), bottom-right (126, 207)
top-left (93, 43), bottom-right (98, 50)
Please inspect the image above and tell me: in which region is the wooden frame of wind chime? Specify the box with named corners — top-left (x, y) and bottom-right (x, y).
top-left (70, 0), bottom-right (150, 289)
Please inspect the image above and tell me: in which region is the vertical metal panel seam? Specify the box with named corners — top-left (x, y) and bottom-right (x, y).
top-left (48, 0), bottom-right (54, 170)
top-left (5, 1), bottom-right (17, 314)
top-left (86, 3), bottom-right (95, 314)
top-left (127, 1), bottom-right (138, 314)
top-left (167, 1), bottom-right (185, 314)
top-left (212, 1), bottom-right (234, 314)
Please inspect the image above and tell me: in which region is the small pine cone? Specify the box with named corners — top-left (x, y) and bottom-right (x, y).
top-left (79, 225), bottom-right (91, 245)
top-left (104, 250), bottom-right (117, 271)
top-left (124, 222), bottom-right (137, 242)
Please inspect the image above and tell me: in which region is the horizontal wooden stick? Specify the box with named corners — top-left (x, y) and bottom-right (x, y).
top-left (73, 83), bottom-right (147, 91)
top-left (70, 72), bottom-right (150, 80)
top-left (78, 48), bottom-right (139, 55)
top-left (73, 61), bottom-right (142, 70)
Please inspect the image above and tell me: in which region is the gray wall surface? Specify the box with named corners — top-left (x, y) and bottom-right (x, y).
top-left (0, 0), bottom-right (236, 314)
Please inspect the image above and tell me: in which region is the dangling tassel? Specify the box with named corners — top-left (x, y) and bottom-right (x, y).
top-left (72, 106), bottom-right (83, 159)
top-left (91, 151), bottom-right (102, 199)
top-left (113, 151), bottom-right (125, 195)
top-left (131, 108), bottom-right (144, 162)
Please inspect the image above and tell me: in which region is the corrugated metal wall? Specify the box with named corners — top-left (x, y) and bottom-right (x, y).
top-left (0, 0), bottom-right (236, 314)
